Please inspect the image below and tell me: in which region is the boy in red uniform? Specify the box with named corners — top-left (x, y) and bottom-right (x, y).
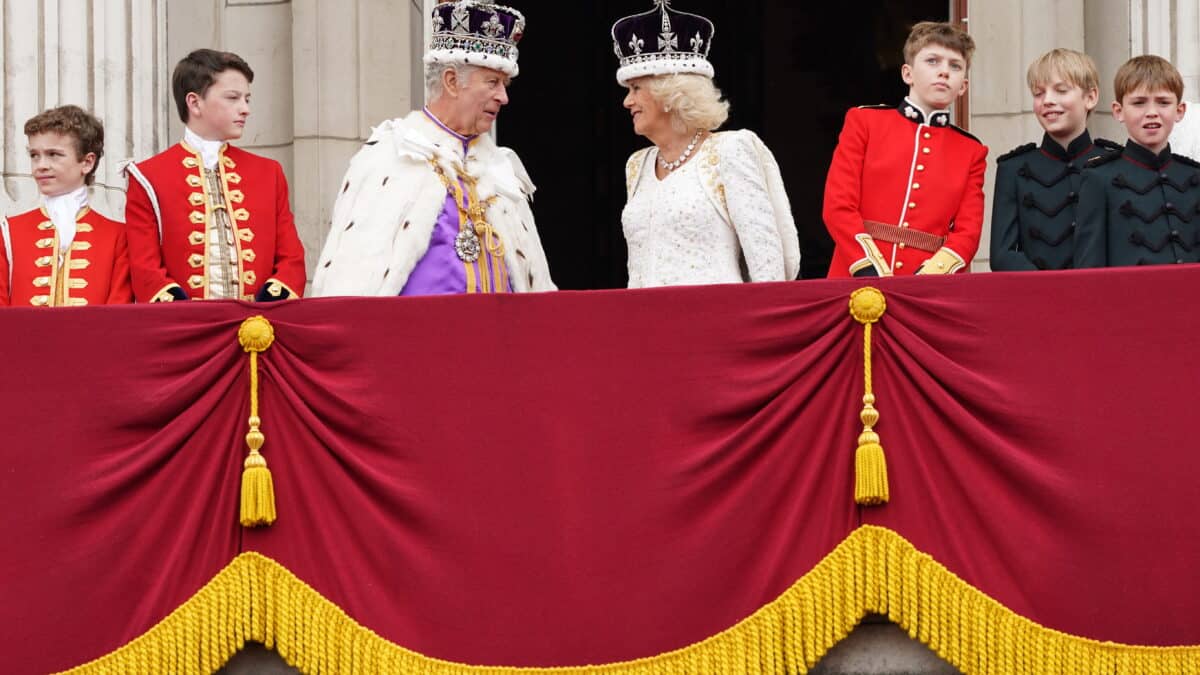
top-left (823, 21), bottom-right (988, 277)
top-left (124, 49), bottom-right (305, 302)
top-left (1, 105), bottom-right (132, 307)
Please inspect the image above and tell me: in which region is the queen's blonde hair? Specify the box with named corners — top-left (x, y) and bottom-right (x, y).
top-left (645, 73), bottom-right (730, 133)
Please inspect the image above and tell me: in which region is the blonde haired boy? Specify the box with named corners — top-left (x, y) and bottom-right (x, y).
top-left (990, 49), bottom-right (1119, 271)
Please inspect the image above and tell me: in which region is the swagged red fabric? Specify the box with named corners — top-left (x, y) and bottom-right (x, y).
top-left (0, 267), bottom-right (1197, 674)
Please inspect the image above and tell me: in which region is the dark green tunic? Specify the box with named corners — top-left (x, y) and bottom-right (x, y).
top-left (990, 132), bottom-right (1117, 271)
top-left (1075, 140), bottom-right (1200, 267)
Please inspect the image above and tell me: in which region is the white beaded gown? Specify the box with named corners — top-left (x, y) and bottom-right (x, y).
top-left (622, 129), bottom-right (800, 288)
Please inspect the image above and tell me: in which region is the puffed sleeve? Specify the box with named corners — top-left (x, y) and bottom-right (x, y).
top-left (106, 224), bottom-right (134, 304)
top-left (822, 108), bottom-right (873, 275)
top-left (720, 130), bottom-right (796, 282)
top-left (989, 159), bottom-right (1037, 271)
top-left (124, 166), bottom-right (186, 302)
top-left (261, 159), bottom-right (306, 299)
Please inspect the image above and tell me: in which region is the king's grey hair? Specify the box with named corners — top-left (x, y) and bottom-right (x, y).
top-left (424, 62), bottom-right (481, 101)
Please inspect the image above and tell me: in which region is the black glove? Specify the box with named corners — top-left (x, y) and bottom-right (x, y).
top-left (254, 281), bottom-right (294, 302)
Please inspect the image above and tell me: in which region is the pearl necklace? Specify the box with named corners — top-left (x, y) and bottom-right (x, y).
top-left (658, 131), bottom-right (704, 172)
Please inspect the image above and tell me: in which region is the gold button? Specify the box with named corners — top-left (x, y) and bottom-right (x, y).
top-left (922, 147), bottom-right (931, 154)
top-left (909, 202), bottom-right (917, 209)
top-left (912, 183), bottom-right (920, 189)
top-left (37, 221), bottom-right (53, 231)
top-left (188, 192), bottom-right (205, 207)
top-left (917, 165), bottom-right (925, 171)
top-left (241, 270), bottom-right (257, 285)
top-left (188, 253), bottom-right (204, 268)
top-left (188, 231), bottom-right (206, 246)
top-left (902, 222), bottom-right (910, 228)
top-left (188, 275), bottom-right (205, 289)
top-left (899, 243), bottom-right (907, 249)
top-left (895, 261), bottom-right (905, 269)
top-left (923, 132), bottom-right (931, 139)
top-left (186, 175), bottom-right (202, 187)
top-left (189, 211), bottom-right (205, 225)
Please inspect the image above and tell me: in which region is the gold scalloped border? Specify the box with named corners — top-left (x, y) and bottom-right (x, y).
top-left (60, 526), bottom-right (1200, 674)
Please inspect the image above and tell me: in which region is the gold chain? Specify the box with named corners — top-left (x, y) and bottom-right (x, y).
top-left (429, 160), bottom-right (503, 256)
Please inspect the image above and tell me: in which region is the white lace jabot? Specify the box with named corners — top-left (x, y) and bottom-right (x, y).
top-left (45, 185), bottom-right (88, 251)
top-left (184, 127), bottom-right (224, 170)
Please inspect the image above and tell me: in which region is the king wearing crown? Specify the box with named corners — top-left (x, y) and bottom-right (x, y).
top-left (313, 0), bottom-right (554, 297)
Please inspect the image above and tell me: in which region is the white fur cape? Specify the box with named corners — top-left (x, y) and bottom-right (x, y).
top-left (313, 111), bottom-right (556, 296)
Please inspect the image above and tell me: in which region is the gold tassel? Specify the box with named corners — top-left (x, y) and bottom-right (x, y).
top-left (849, 288), bottom-right (889, 506)
top-left (238, 316), bottom-right (277, 527)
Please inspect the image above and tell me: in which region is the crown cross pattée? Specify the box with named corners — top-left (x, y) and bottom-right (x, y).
top-left (450, 3), bottom-right (470, 33)
top-left (658, 30), bottom-right (678, 52)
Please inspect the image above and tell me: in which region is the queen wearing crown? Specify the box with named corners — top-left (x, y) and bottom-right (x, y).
top-left (613, 1), bottom-right (800, 288)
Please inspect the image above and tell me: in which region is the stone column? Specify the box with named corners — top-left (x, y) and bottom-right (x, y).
top-left (0, 0), bottom-right (169, 218)
top-left (290, 0), bottom-right (421, 280)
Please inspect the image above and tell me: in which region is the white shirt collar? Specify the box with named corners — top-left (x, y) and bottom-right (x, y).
top-left (45, 185), bottom-right (89, 252)
top-left (184, 126), bottom-right (225, 170)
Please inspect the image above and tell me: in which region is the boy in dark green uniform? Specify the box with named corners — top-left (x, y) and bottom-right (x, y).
top-left (991, 49), bottom-right (1118, 271)
top-left (1075, 55), bottom-right (1199, 267)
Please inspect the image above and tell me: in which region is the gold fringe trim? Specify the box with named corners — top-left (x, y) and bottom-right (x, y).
top-left (60, 527), bottom-right (1200, 675)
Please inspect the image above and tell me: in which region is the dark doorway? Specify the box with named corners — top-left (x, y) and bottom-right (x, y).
top-left (503, 0), bottom-right (950, 289)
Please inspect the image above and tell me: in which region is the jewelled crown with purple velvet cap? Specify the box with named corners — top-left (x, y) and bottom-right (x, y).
top-left (426, 0), bottom-right (526, 78)
top-left (612, 0), bottom-right (715, 85)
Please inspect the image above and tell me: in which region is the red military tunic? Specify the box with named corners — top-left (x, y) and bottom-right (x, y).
top-left (124, 142), bottom-right (306, 302)
top-left (823, 101), bottom-right (988, 277)
top-left (0, 205), bottom-right (132, 307)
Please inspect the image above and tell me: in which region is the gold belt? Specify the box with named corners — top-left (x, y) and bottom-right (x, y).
top-left (864, 221), bottom-right (945, 253)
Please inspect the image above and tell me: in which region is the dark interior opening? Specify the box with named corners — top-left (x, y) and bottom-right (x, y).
top-left (504, 0), bottom-right (950, 288)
